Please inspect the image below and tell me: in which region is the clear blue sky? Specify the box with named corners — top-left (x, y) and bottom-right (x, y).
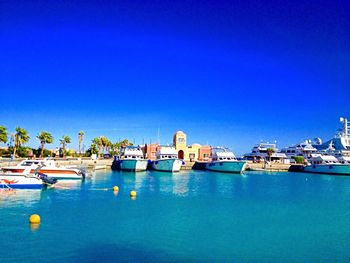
top-left (0, 0), bottom-right (349, 155)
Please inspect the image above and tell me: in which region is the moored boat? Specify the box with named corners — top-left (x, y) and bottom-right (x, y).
top-left (206, 147), bottom-right (246, 173)
top-left (0, 166), bottom-right (57, 189)
top-left (115, 146), bottom-right (148, 172)
top-left (302, 155), bottom-right (350, 175)
top-left (1, 159), bottom-right (86, 180)
top-left (151, 146), bottom-right (183, 172)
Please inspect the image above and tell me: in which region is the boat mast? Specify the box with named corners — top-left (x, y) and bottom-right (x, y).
top-left (345, 118), bottom-right (348, 138)
top-left (340, 117), bottom-right (348, 138)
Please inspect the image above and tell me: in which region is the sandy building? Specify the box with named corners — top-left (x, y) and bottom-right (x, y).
top-left (173, 131), bottom-right (211, 162)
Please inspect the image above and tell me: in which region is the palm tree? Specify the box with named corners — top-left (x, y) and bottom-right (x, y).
top-left (92, 137), bottom-right (103, 156)
top-left (78, 131), bottom-right (84, 156)
top-left (37, 131), bottom-right (53, 158)
top-left (0, 126), bottom-right (8, 144)
top-left (13, 127), bottom-right (30, 158)
top-left (100, 136), bottom-right (110, 154)
top-left (266, 147), bottom-right (275, 163)
top-left (60, 135), bottom-right (71, 157)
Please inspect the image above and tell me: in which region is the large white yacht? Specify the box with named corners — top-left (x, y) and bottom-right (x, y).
top-left (280, 140), bottom-right (317, 159)
top-left (206, 147), bottom-right (246, 173)
top-left (1, 159), bottom-right (86, 180)
top-left (313, 117), bottom-right (350, 156)
top-left (303, 154), bottom-right (350, 175)
top-left (151, 146), bottom-right (183, 172)
top-left (117, 146), bottom-right (148, 172)
top-left (244, 142), bottom-right (287, 162)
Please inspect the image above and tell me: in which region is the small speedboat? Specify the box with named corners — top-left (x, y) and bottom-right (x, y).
top-left (1, 159), bottom-right (86, 180)
top-left (0, 165), bottom-right (57, 189)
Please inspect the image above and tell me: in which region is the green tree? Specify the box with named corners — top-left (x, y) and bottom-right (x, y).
top-left (16, 146), bottom-right (31, 158)
top-left (13, 127), bottom-right (30, 158)
top-left (37, 131), bottom-right (53, 158)
top-left (266, 148), bottom-right (275, 162)
top-left (110, 139), bottom-right (134, 155)
top-left (86, 142), bottom-right (99, 157)
top-left (293, 156), bottom-right (305, 164)
top-left (0, 126), bottom-right (8, 144)
top-left (78, 131), bottom-right (85, 156)
top-left (92, 137), bottom-right (103, 156)
top-left (100, 136), bottom-right (111, 154)
top-left (60, 135), bottom-right (71, 157)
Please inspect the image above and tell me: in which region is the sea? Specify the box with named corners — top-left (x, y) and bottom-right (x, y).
top-left (1, 170), bottom-right (350, 262)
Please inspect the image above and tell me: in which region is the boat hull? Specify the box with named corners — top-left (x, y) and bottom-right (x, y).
top-left (152, 159), bottom-right (183, 172)
top-left (0, 176), bottom-right (43, 189)
top-left (206, 161), bottom-right (247, 173)
top-left (120, 159), bottom-right (148, 172)
top-left (303, 164), bottom-right (350, 175)
top-left (1, 168), bottom-right (83, 180)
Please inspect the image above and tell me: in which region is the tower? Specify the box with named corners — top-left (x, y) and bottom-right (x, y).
top-left (173, 131), bottom-right (187, 159)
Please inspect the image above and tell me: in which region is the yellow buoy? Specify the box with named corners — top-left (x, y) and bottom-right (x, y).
top-left (113, 186), bottom-right (119, 192)
top-left (29, 214), bottom-right (41, 224)
top-left (130, 190), bottom-right (137, 198)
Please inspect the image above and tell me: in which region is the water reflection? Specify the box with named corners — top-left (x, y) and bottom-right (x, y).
top-left (172, 172), bottom-right (190, 196)
top-left (30, 223), bottom-right (40, 232)
top-left (0, 189), bottom-right (42, 208)
top-left (54, 180), bottom-right (83, 190)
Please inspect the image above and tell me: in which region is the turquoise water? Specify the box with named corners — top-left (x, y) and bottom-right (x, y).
top-left (1, 170), bottom-right (350, 262)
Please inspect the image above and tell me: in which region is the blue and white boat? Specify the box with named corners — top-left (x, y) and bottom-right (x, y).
top-left (117, 146), bottom-right (148, 172)
top-left (206, 147), bottom-right (246, 173)
top-left (303, 154), bottom-right (350, 175)
top-left (0, 165), bottom-right (57, 189)
top-left (152, 146), bottom-right (183, 172)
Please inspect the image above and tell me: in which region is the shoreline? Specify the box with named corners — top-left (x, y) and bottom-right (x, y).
top-left (0, 158), bottom-right (293, 172)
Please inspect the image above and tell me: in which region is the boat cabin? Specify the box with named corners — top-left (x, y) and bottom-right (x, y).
top-left (338, 156), bottom-right (350, 164)
top-left (156, 146), bottom-right (178, 160)
top-left (211, 148), bottom-right (237, 161)
top-left (18, 159), bottom-right (56, 167)
top-left (120, 146), bottom-right (145, 160)
top-left (308, 155), bottom-right (339, 165)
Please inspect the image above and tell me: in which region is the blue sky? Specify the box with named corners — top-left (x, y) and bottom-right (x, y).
top-left (0, 0), bottom-right (349, 155)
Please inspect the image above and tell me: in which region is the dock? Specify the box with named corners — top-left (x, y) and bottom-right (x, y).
top-left (245, 162), bottom-right (291, 172)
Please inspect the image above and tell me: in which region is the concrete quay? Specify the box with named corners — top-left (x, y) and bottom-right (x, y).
top-left (0, 158), bottom-right (293, 172)
top-left (245, 161), bottom-right (291, 172)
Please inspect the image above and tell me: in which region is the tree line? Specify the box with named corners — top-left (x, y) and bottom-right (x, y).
top-left (0, 126), bottom-right (133, 158)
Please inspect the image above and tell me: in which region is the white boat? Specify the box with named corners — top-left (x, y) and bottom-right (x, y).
top-left (313, 117), bottom-right (350, 156)
top-left (244, 142), bottom-right (288, 163)
top-left (303, 154), bottom-right (350, 175)
top-left (0, 165), bottom-right (57, 189)
top-left (206, 148), bottom-right (246, 173)
top-left (152, 146), bottom-right (183, 172)
top-left (1, 159), bottom-right (86, 180)
top-left (280, 140), bottom-right (318, 159)
top-left (117, 146), bottom-right (148, 172)
top-left (338, 156), bottom-right (350, 164)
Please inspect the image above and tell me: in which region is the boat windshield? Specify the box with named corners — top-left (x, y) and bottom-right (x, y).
top-left (21, 161), bottom-right (41, 166)
top-left (160, 155), bottom-right (177, 159)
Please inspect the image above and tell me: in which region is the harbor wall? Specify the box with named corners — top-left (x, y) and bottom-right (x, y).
top-left (0, 158), bottom-right (291, 171)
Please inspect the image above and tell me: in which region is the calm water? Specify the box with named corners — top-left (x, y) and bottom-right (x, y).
top-left (1, 170), bottom-right (350, 262)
